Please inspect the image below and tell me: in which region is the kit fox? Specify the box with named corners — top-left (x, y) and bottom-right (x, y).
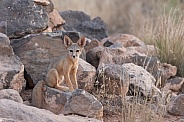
top-left (32, 35), bottom-right (86, 108)
top-left (45, 35), bottom-right (86, 92)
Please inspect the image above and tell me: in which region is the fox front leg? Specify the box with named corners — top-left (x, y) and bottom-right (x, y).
top-left (64, 74), bottom-right (74, 92)
top-left (70, 67), bottom-right (78, 90)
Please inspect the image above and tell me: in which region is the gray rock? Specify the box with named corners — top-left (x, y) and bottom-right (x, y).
top-left (97, 63), bottom-right (129, 97)
top-left (42, 85), bottom-right (72, 114)
top-left (0, 21), bottom-right (7, 34)
top-left (60, 10), bottom-right (108, 40)
top-left (0, 89), bottom-right (23, 103)
top-left (98, 46), bottom-right (162, 82)
top-left (122, 63), bottom-right (161, 97)
top-left (0, 99), bottom-right (102, 122)
top-left (77, 59), bottom-right (96, 91)
top-left (11, 34), bottom-right (69, 84)
top-left (64, 89), bottom-right (103, 120)
top-left (163, 77), bottom-right (184, 92)
top-left (11, 34), bottom-right (94, 91)
top-left (86, 44), bottom-right (104, 69)
top-left (97, 63), bottom-right (161, 98)
top-left (0, 33), bottom-right (25, 92)
top-left (168, 94), bottom-right (184, 116)
top-left (0, 0), bottom-right (48, 38)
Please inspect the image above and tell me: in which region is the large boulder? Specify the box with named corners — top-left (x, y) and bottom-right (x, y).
top-left (0, 89), bottom-right (23, 103)
top-left (0, 33), bottom-right (25, 92)
top-left (168, 94), bottom-right (184, 116)
top-left (98, 46), bottom-right (161, 81)
top-left (96, 63), bottom-right (129, 97)
top-left (97, 63), bottom-right (161, 98)
top-left (0, 99), bottom-right (101, 122)
top-left (12, 34), bottom-right (95, 91)
top-left (0, 0), bottom-right (48, 38)
top-left (41, 87), bottom-right (103, 120)
top-left (42, 85), bottom-right (72, 114)
top-left (122, 63), bottom-right (160, 97)
top-left (11, 34), bottom-right (66, 84)
top-left (60, 10), bottom-right (108, 40)
top-left (64, 89), bottom-right (103, 120)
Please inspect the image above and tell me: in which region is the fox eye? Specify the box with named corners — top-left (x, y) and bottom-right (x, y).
top-left (76, 50), bottom-right (80, 52)
top-left (69, 50), bottom-right (73, 52)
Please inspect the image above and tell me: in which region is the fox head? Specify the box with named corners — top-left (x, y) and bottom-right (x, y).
top-left (64, 35), bottom-right (86, 60)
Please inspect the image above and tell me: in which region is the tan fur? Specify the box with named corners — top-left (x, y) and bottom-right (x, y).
top-left (45, 35), bottom-right (86, 92)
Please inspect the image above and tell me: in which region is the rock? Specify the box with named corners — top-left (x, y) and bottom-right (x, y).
top-left (34, 0), bottom-right (50, 6)
top-left (59, 10), bottom-right (91, 30)
top-left (85, 39), bottom-right (102, 53)
top-left (97, 63), bottom-right (129, 97)
top-left (126, 45), bottom-right (158, 56)
top-left (36, 86), bottom-right (103, 120)
top-left (97, 63), bottom-right (161, 98)
top-left (101, 34), bottom-right (146, 47)
top-left (179, 82), bottom-right (184, 94)
top-left (64, 89), bottom-right (103, 120)
top-left (163, 77), bottom-right (184, 92)
top-left (0, 21), bottom-right (7, 34)
top-left (77, 17), bottom-right (108, 40)
top-left (98, 46), bottom-right (161, 81)
top-left (48, 9), bottom-right (66, 31)
top-left (60, 10), bottom-right (108, 40)
top-left (86, 46), bottom-right (104, 69)
top-left (168, 94), bottom-right (184, 116)
top-left (0, 33), bottom-right (25, 92)
top-left (12, 34), bottom-right (92, 91)
top-left (42, 85), bottom-right (72, 114)
top-left (122, 63), bottom-right (161, 97)
top-left (0, 99), bottom-right (101, 122)
top-left (109, 63), bottom-right (161, 98)
top-left (77, 59), bottom-right (96, 91)
top-left (161, 63), bottom-right (177, 84)
top-left (11, 34), bottom-right (68, 84)
top-left (43, 0), bottom-right (54, 13)
top-left (0, 89), bottom-right (23, 103)
top-left (0, 0), bottom-right (48, 38)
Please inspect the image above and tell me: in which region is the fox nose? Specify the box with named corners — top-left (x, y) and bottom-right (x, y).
top-left (73, 56), bottom-right (75, 58)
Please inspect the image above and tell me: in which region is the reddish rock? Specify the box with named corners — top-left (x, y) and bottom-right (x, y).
top-left (48, 9), bottom-right (66, 31)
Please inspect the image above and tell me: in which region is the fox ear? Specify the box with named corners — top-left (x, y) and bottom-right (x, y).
top-left (77, 36), bottom-right (86, 47)
top-left (64, 35), bottom-right (73, 47)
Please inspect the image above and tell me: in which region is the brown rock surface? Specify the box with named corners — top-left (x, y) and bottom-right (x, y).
top-left (0, 33), bottom-right (25, 92)
top-left (0, 99), bottom-right (102, 122)
top-left (0, 89), bottom-right (23, 103)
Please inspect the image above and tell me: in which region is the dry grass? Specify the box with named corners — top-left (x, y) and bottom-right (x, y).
top-left (134, 7), bottom-right (184, 77)
top-left (93, 63), bottom-right (166, 122)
